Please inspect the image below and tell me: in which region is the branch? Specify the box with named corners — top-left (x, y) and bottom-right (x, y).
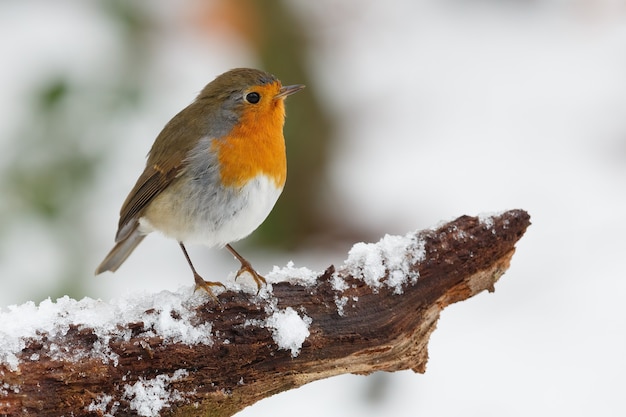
top-left (0, 210), bottom-right (530, 417)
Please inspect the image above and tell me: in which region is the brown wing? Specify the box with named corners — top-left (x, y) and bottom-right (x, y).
top-left (113, 94), bottom-right (220, 242)
top-left (115, 151), bottom-right (185, 242)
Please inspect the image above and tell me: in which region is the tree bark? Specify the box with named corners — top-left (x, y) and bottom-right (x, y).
top-left (0, 210), bottom-right (530, 417)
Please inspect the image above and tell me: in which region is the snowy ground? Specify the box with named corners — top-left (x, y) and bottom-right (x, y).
top-left (1, 1), bottom-right (625, 416)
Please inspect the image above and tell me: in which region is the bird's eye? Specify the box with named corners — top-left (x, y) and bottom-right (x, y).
top-left (245, 92), bottom-right (261, 104)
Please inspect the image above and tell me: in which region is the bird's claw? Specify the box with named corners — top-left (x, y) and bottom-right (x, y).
top-left (234, 262), bottom-right (266, 293)
top-left (193, 273), bottom-right (225, 302)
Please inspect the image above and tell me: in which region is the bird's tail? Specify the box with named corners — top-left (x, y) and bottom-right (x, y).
top-left (95, 226), bottom-right (146, 274)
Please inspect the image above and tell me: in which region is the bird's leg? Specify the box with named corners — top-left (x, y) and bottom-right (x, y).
top-left (179, 243), bottom-right (224, 301)
top-left (225, 244), bottom-right (266, 291)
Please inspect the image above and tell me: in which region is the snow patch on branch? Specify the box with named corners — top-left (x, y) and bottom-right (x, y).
top-left (265, 307), bottom-right (312, 357)
top-left (479, 211), bottom-right (506, 234)
top-left (0, 288), bottom-right (212, 370)
top-left (342, 232), bottom-right (425, 294)
top-left (122, 369), bottom-right (189, 417)
top-left (86, 393), bottom-right (117, 416)
top-left (266, 261), bottom-right (319, 287)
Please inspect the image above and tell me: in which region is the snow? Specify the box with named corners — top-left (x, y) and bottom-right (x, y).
top-left (87, 393), bottom-right (117, 416)
top-left (330, 230), bottom-right (426, 314)
top-left (342, 233), bottom-right (425, 294)
top-left (223, 261), bottom-right (318, 297)
top-left (330, 273), bottom-right (349, 292)
top-left (478, 212), bottom-right (496, 229)
top-left (122, 369), bottom-right (189, 417)
top-left (266, 261), bottom-right (319, 287)
top-left (334, 295), bottom-right (349, 316)
top-left (0, 289), bottom-right (212, 371)
top-left (265, 307), bottom-right (312, 357)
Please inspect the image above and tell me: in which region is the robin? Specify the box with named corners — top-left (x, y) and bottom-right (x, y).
top-left (95, 68), bottom-right (304, 296)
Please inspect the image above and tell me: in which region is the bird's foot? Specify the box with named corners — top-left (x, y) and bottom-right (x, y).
top-left (193, 272), bottom-right (225, 302)
top-left (226, 244), bottom-right (266, 293)
top-left (234, 260), bottom-right (267, 293)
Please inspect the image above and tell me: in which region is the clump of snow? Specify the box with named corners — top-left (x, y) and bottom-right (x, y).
top-left (334, 296), bottom-right (348, 316)
top-left (342, 232), bottom-right (425, 294)
top-left (0, 288), bottom-right (213, 371)
top-left (122, 369), bottom-right (188, 417)
top-left (87, 393), bottom-right (117, 416)
top-left (123, 290), bottom-right (213, 345)
top-left (265, 307), bottom-right (312, 357)
top-left (224, 261), bottom-right (318, 300)
top-left (331, 273), bottom-right (349, 292)
top-left (266, 261), bottom-right (319, 287)
top-left (478, 213), bottom-right (494, 228)
top-left (1, 382), bottom-right (19, 396)
top-left (331, 274), bottom-right (352, 315)
top-left (478, 211), bottom-right (504, 233)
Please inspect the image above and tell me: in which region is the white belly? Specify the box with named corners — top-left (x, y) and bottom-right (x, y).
top-left (139, 174), bottom-right (283, 247)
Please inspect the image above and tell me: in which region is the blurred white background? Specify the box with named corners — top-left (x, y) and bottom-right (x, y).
top-left (1, 0), bottom-right (625, 416)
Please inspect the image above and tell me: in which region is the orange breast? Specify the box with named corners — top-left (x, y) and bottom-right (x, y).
top-left (212, 83), bottom-right (288, 189)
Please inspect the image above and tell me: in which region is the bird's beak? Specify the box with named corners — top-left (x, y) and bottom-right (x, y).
top-left (275, 84), bottom-right (305, 99)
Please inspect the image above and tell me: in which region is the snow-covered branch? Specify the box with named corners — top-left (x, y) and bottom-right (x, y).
top-left (0, 210), bottom-right (530, 417)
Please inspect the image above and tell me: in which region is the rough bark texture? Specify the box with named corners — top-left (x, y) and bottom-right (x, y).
top-left (0, 210), bottom-right (530, 417)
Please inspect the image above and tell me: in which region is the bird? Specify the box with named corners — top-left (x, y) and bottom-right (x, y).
top-left (95, 68), bottom-right (305, 296)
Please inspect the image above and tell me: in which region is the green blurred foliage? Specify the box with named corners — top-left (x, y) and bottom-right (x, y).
top-left (6, 78), bottom-right (99, 220)
top-left (0, 1), bottom-right (156, 301)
